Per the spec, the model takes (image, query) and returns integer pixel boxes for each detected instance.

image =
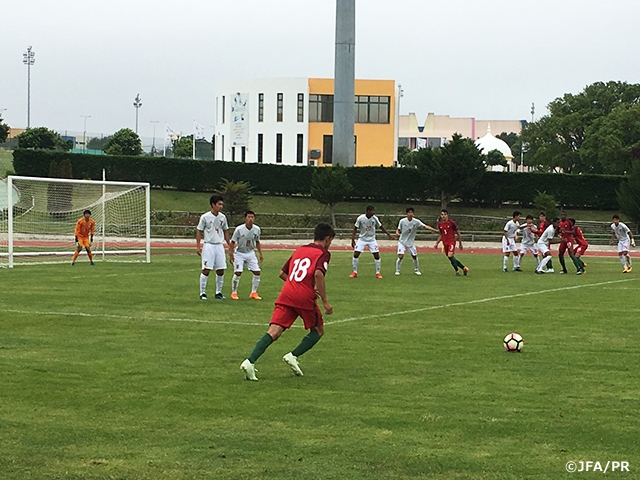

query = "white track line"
[324,278,638,326]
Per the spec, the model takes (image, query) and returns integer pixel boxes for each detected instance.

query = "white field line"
[324,278,638,326]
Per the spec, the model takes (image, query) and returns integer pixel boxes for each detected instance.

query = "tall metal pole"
[81,115,91,152]
[23,46,35,128]
[150,120,159,155]
[333,0,356,167]
[133,94,142,134]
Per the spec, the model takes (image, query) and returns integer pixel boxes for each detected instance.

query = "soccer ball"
[503,333,524,352]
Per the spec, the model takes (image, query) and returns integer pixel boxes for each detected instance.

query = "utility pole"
[332,0,356,167]
[23,46,35,128]
[81,115,91,152]
[133,94,142,134]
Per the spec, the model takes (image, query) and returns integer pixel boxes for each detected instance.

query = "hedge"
[12,149,623,209]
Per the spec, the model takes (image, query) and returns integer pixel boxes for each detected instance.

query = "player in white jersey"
[502,211,522,272]
[517,215,540,270]
[610,214,635,273]
[196,195,232,300]
[350,205,393,278]
[535,218,560,274]
[394,207,438,275]
[230,211,264,300]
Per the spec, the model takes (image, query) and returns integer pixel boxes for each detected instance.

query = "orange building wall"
[307,78,396,167]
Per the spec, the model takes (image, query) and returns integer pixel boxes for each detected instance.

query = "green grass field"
[1,250,638,479]
[0,149,13,177]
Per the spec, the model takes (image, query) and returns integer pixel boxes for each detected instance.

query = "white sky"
[2,0,639,140]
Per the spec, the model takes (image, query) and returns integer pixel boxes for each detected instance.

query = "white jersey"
[397,217,426,246]
[197,211,228,244]
[503,220,520,240]
[231,224,261,254]
[537,224,556,246]
[520,225,537,246]
[355,214,382,241]
[611,222,631,242]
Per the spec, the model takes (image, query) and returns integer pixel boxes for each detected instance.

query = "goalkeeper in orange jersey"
[72,210,96,265]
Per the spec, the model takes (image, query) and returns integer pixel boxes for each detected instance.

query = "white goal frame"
[4,175,151,268]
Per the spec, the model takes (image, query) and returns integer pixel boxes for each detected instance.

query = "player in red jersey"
[569,218,588,274]
[537,212,554,272]
[557,211,577,274]
[434,209,468,276]
[241,223,335,381]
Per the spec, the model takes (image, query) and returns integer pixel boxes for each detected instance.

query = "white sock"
[503,256,509,269]
[200,274,208,295]
[352,257,359,272]
[514,256,520,268]
[620,256,627,267]
[413,257,420,271]
[395,258,402,273]
[251,274,261,293]
[534,255,540,266]
[216,274,224,294]
[625,254,632,267]
[374,259,381,273]
[538,256,552,271]
[232,275,240,293]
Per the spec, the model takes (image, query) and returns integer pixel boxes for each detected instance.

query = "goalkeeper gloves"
[89,237,93,247]
[75,236,79,247]
[632,238,636,248]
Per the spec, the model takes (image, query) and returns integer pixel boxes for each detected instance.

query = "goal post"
[1,175,151,267]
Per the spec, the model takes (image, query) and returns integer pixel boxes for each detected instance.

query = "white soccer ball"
[503,333,524,352]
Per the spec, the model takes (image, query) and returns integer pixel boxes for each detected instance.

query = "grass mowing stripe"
[325,277,638,325]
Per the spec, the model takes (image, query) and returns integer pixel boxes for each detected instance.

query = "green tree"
[532,191,559,220]
[397,145,414,167]
[103,128,142,156]
[485,149,508,168]
[17,127,72,151]
[87,135,112,151]
[617,160,640,226]
[414,133,485,209]
[496,131,523,164]
[0,115,9,144]
[173,135,193,158]
[214,178,252,224]
[310,165,353,227]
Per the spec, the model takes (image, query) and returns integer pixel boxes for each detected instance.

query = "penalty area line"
[325,277,638,326]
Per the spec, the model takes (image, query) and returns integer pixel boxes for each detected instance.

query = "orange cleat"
[375,273,383,279]
[230,292,239,300]
[249,292,262,300]
[349,272,358,278]
[463,266,469,276]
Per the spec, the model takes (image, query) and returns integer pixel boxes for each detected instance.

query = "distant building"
[214,78,398,167]
[475,125,516,172]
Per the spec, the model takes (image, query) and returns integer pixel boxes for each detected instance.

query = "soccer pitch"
[1,250,638,479]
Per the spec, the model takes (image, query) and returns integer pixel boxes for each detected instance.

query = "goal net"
[0,175,150,267]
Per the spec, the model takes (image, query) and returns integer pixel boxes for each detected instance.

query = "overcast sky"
[2,0,639,140]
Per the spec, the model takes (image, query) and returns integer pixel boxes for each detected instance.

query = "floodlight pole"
[333,0,356,167]
[81,115,91,152]
[150,120,159,155]
[23,46,35,128]
[133,94,142,134]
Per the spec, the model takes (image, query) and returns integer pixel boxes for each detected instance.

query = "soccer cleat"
[375,273,383,279]
[214,293,226,300]
[623,267,629,273]
[576,270,584,275]
[535,270,545,274]
[559,271,567,275]
[414,270,422,276]
[463,266,469,276]
[199,293,208,300]
[282,352,304,377]
[230,292,239,300]
[395,271,401,276]
[90,262,95,266]
[547,268,555,273]
[349,272,358,278]
[502,268,508,272]
[249,292,262,300]
[514,267,522,272]
[455,271,461,277]
[241,359,258,381]
[627,266,633,272]
[71,262,75,266]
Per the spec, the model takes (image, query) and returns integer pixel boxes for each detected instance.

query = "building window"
[212,135,216,159]
[231,146,235,162]
[296,134,304,164]
[222,96,226,124]
[221,135,225,161]
[257,134,263,163]
[309,94,334,122]
[322,135,333,164]
[276,133,283,163]
[277,93,283,122]
[354,95,390,124]
[297,93,304,122]
[241,146,246,163]
[258,93,264,122]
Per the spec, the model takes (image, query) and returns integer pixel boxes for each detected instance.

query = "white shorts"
[355,238,379,253]
[502,237,517,253]
[233,250,260,273]
[618,240,630,253]
[537,242,550,255]
[202,243,227,271]
[520,243,539,255]
[397,242,417,256]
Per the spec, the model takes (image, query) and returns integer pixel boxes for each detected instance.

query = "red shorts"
[559,241,573,254]
[443,243,455,255]
[270,303,323,330]
[574,244,588,256]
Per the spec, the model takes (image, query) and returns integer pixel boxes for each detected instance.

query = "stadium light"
[23,46,35,128]
[81,115,91,152]
[133,94,142,134]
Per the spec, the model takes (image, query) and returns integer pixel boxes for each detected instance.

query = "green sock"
[248,333,273,363]
[291,330,321,358]
[448,257,458,271]
[454,257,465,270]
[558,255,567,272]
[571,256,582,270]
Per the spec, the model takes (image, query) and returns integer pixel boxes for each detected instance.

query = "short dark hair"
[526,214,534,220]
[569,218,576,226]
[406,207,414,213]
[513,211,521,217]
[613,214,620,220]
[83,209,91,215]
[366,205,375,212]
[539,212,546,217]
[551,217,560,223]
[314,223,336,240]
[209,194,223,206]
[244,210,255,217]
[441,209,449,214]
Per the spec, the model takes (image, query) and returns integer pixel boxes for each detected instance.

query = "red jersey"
[574,226,588,247]
[538,220,549,237]
[438,220,458,245]
[275,243,331,310]
[558,220,573,242]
